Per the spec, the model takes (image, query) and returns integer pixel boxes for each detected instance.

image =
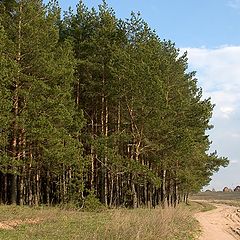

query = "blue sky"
[51,0,240,48]
[44,0,240,190]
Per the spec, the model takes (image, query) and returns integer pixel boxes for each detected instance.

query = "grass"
[0,204,199,240]
[190,191,240,201]
[209,200,240,208]
[187,201,217,212]
[190,191,240,208]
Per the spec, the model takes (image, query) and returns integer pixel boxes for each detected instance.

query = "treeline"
[0,0,228,208]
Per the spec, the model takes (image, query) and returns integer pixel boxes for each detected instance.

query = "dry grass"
[0,205,198,240]
[99,207,197,240]
[210,200,240,208]
[188,201,217,212]
[190,191,240,209]
[190,191,240,201]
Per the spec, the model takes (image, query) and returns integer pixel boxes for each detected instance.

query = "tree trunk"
[19,129,26,206]
[132,180,138,209]
[104,101,108,207]
[35,168,40,206]
[161,169,166,208]
[109,175,114,208]
[90,118,95,191]
[10,0,23,205]
[46,170,50,205]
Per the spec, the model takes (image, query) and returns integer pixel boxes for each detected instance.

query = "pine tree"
[0,0,228,208]
[0,0,85,205]
[0,22,17,204]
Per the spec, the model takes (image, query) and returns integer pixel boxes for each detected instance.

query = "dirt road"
[195,203,240,240]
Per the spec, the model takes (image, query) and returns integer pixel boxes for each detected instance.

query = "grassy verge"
[188,201,216,212]
[210,200,240,207]
[190,191,240,201]
[0,204,198,240]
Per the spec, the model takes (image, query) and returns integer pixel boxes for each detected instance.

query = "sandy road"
[195,203,240,240]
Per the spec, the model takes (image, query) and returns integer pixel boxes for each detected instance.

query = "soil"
[195,203,240,240]
[0,218,41,230]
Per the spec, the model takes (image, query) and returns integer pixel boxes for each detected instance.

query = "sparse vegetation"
[0,205,199,240]
[190,191,240,201]
[211,200,240,208]
[188,201,216,212]
[190,191,240,210]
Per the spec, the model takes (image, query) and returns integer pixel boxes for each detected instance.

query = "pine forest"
[0,0,228,208]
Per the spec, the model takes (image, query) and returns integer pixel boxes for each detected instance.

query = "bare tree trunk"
[148,186,153,208]
[19,129,26,206]
[109,175,114,208]
[100,93,105,204]
[174,161,179,207]
[117,101,121,133]
[19,166,25,206]
[68,167,72,201]
[62,165,66,203]
[115,102,121,207]
[100,68,109,206]
[185,193,189,204]
[144,178,148,206]
[35,168,40,206]
[149,163,153,208]
[161,169,166,208]
[173,178,178,208]
[104,102,108,207]
[28,146,33,206]
[11,94,18,205]
[116,174,120,207]
[4,174,7,204]
[132,180,138,209]
[10,0,23,206]
[90,118,95,191]
[46,170,50,205]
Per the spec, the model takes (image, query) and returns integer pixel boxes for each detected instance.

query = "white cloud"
[181,45,240,190]
[227,0,240,10]
[220,106,234,114]
[231,133,240,138]
[220,106,235,119]
[182,45,240,120]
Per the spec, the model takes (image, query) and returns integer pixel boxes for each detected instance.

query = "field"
[0,205,199,240]
[3,193,235,240]
[191,191,240,201]
[1,193,239,240]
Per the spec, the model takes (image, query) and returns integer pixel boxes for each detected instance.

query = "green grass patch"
[0,205,199,240]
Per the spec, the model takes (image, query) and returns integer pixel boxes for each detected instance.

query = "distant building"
[234,186,240,192]
[223,187,233,192]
